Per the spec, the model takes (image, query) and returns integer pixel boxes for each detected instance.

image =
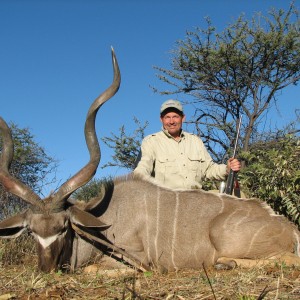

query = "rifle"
[224,116,242,195]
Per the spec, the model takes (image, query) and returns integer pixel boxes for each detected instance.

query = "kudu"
[1,49,300,273]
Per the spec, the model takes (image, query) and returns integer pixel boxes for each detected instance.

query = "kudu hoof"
[214,260,237,270]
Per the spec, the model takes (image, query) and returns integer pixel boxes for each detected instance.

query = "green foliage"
[239,134,300,225]
[201,180,219,191]
[0,122,57,218]
[8,123,56,191]
[101,117,148,170]
[143,271,153,278]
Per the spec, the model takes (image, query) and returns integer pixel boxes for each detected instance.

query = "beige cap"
[160,99,183,114]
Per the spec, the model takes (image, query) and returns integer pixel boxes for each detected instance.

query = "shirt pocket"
[156,156,179,181]
[187,156,204,180]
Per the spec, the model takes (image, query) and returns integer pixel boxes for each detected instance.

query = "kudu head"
[0,48,120,272]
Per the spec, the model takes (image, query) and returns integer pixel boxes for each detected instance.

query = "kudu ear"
[68,206,110,230]
[0,211,28,238]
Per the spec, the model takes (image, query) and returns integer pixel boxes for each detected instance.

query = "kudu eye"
[56,219,70,236]
[58,227,67,236]
[26,224,35,235]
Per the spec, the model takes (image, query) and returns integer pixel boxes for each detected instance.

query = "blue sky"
[1,0,299,196]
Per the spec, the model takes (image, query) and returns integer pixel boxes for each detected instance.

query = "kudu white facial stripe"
[33,232,66,249]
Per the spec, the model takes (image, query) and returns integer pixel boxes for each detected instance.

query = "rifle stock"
[225,169,236,195]
[225,116,242,195]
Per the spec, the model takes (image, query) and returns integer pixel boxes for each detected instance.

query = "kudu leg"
[216,252,300,269]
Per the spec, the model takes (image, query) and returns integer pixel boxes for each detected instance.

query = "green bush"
[239,135,300,226]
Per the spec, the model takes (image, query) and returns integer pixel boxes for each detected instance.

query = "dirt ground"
[1,262,300,300]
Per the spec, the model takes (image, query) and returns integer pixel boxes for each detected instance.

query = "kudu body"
[1,49,300,273]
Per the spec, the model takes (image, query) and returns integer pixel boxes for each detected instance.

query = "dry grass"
[1,264,300,299]
[0,239,300,299]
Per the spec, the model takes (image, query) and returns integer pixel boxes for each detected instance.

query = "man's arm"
[195,139,228,181]
[133,137,155,178]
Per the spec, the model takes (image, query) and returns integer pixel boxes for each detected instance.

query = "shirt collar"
[162,127,185,140]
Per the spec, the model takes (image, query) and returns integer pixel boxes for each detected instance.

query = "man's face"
[160,111,185,138]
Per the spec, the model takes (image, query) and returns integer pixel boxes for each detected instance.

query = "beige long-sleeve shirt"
[134,129,227,189]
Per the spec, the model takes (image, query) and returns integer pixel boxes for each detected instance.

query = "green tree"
[101,117,148,170]
[102,4,300,174]
[153,3,300,162]
[0,122,57,218]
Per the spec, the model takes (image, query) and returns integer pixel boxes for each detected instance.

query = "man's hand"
[226,158,241,174]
